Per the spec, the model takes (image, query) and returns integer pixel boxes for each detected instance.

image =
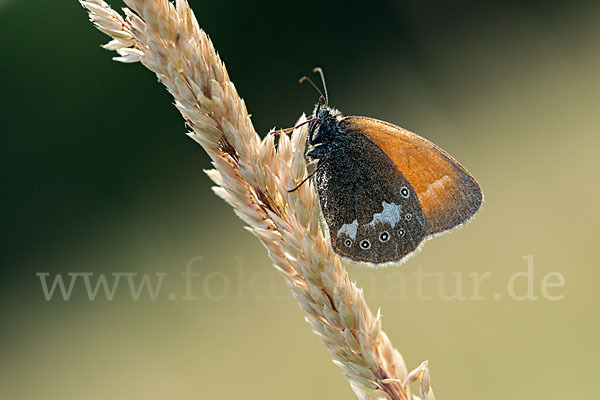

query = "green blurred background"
[1,0,599,399]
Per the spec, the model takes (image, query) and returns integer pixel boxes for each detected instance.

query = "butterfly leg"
[306,141,335,161]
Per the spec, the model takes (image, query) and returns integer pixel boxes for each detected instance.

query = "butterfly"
[293,68,483,265]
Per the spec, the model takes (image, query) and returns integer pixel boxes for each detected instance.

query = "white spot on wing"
[337,219,358,240]
[423,175,451,198]
[369,202,403,228]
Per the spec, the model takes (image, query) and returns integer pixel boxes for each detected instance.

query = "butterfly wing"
[314,130,428,264]
[339,117,482,235]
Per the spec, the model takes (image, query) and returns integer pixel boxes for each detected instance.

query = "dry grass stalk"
[79,1,436,398]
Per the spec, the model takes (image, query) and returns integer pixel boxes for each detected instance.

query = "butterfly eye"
[400,186,410,199]
[344,239,353,247]
[405,213,412,221]
[360,240,371,250]
[379,231,390,242]
[398,229,405,237]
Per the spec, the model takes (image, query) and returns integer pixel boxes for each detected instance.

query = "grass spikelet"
[80,0,437,398]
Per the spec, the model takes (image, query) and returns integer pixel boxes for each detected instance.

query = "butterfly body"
[306,101,482,265]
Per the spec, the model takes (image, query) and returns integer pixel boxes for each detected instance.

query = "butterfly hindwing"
[315,130,427,264]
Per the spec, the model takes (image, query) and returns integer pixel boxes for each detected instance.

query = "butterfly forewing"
[340,117,483,235]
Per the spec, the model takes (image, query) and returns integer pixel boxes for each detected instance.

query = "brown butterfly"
[295,68,482,265]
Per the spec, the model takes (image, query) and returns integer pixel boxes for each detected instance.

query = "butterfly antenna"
[299,75,325,101]
[312,67,328,105]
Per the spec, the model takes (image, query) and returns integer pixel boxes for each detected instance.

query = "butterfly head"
[308,99,343,146]
[299,68,344,150]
